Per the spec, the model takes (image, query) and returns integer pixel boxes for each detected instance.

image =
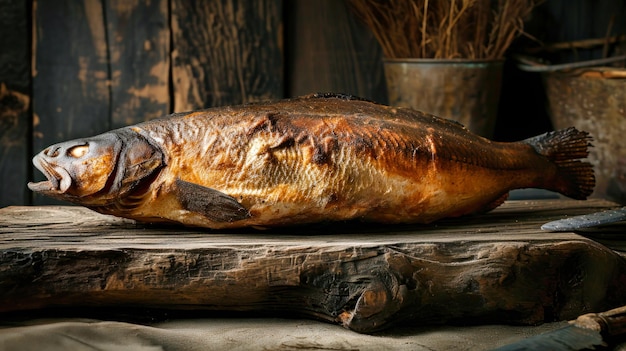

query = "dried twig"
[348,0,541,59]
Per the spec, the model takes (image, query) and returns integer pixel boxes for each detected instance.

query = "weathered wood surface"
[32,0,111,205]
[106,0,171,127]
[286,0,387,103]
[32,0,111,152]
[0,0,31,207]
[1,200,626,333]
[171,0,283,111]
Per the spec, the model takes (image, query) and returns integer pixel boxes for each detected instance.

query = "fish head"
[28,130,164,206]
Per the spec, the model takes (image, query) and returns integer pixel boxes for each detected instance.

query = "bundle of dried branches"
[349,0,541,59]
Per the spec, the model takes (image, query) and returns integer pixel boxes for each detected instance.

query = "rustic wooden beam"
[0,0,31,207]
[1,200,625,333]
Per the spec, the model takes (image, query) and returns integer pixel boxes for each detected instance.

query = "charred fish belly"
[28,93,595,229]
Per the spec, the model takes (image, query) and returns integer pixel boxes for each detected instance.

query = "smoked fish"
[28,93,595,229]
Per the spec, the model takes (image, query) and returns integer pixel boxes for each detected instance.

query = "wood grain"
[32,0,111,204]
[1,200,625,333]
[286,0,387,103]
[105,0,170,126]
[0,0,31,207]
[171,0,283,111]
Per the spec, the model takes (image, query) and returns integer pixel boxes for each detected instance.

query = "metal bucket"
[383,59,504,137]
[543,68,626,201]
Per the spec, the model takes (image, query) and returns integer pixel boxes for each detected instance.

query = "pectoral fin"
[174,179,250,223]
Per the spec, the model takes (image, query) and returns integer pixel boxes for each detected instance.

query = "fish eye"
[68,144,89,158]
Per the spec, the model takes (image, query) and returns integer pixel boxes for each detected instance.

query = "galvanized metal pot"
[543,68,626,201]
[383,59,504,137]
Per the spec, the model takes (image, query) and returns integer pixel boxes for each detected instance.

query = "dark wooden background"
[1,0,625,207]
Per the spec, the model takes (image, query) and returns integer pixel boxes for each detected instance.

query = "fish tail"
[524,127,595,199]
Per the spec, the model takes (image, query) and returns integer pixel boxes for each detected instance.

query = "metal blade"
[493,324,604,351]
[541,207,626,232]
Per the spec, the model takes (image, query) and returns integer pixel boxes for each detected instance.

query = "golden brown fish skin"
[86,95,592,229]
[28,94,593,228]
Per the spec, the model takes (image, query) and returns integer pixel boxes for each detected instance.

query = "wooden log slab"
[1,200,626,333]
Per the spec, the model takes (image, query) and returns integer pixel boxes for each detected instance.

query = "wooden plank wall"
[285,1,386,103]
[106,0,170,127]
[0,0,31,208]
[1,0,623,206]
[171,0,284,110]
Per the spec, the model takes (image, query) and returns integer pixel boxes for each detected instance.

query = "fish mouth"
[27,156,72,194]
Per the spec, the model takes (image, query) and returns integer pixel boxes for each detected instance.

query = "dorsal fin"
[303,92,376,103]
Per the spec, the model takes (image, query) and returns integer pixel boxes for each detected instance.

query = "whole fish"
[28,93,595,229]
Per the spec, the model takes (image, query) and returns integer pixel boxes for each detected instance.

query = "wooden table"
[1,200,625,333]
